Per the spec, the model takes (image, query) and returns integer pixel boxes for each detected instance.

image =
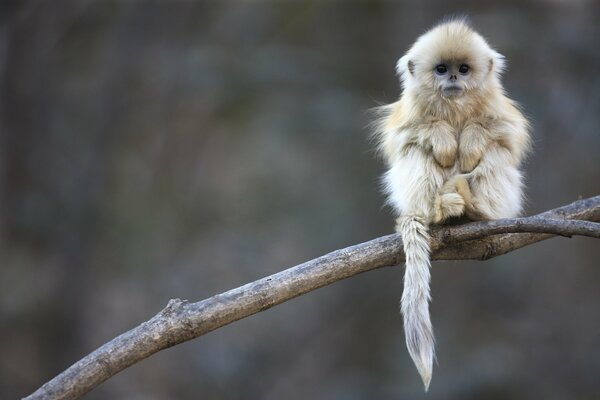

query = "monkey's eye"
[459,64,470,74]
[435,64,447,74]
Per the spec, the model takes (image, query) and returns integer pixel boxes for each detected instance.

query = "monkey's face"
[398,21,506,101]
[404,53,494,100]
[432,61,472,98]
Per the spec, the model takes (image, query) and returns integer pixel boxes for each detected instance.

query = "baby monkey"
[374,19,531,390]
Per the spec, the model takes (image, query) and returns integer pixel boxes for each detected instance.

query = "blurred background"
[1,1,599,399]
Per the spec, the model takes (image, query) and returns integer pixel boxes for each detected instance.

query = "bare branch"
[441,216,600,239]
[25,195,600,400]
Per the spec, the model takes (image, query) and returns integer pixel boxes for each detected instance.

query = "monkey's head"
[397,19,506,100]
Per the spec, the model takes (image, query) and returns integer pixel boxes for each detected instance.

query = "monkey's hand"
[427,121,458,168]
[459,123,490,173]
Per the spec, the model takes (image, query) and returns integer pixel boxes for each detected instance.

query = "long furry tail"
[396,215,435,391]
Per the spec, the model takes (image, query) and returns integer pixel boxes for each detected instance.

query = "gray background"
[2,1,599,399]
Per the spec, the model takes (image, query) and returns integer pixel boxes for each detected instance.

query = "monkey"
[373,18,531,390]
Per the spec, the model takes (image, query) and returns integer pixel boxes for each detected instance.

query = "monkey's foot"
[446,176,473,205]
[432,192,465,224]
[442,176,486,221]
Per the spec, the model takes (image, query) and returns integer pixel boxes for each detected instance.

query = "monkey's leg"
[384,148,446,226]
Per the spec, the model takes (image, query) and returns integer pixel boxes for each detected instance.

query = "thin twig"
[24,195,600,400]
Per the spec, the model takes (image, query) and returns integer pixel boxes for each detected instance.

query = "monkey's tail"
[397,215,435,391]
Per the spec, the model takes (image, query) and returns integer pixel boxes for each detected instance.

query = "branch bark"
[25,195,600,400]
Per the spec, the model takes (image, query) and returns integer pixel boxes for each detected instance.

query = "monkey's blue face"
[432,61,472,98]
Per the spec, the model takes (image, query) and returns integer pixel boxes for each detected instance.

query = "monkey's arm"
[457,106,530,220]
[378,105,462,224]
[458,120,491,173]
[459,108,530,173]
[376,100,458,169]
[408,120,458,168]
[383,130,464,226]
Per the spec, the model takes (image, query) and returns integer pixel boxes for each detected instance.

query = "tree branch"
[25,195,600,400]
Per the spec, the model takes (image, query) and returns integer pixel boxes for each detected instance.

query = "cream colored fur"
[373,19,531,390]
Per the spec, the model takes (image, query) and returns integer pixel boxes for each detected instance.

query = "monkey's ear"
[489,51,506,75]
[396,55,414,77]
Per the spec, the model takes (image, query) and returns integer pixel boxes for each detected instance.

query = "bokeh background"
[2,1,599,399]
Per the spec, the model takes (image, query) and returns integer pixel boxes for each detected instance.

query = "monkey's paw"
[459,150,482,173]
[432,138,458,168]
[428,121,458,168]
[432,192,465,224]
[434,147,457,168]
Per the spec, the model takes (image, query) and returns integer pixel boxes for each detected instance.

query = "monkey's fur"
[373,19,531,390]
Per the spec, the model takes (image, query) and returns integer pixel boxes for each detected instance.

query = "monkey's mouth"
[442,85,463,97]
